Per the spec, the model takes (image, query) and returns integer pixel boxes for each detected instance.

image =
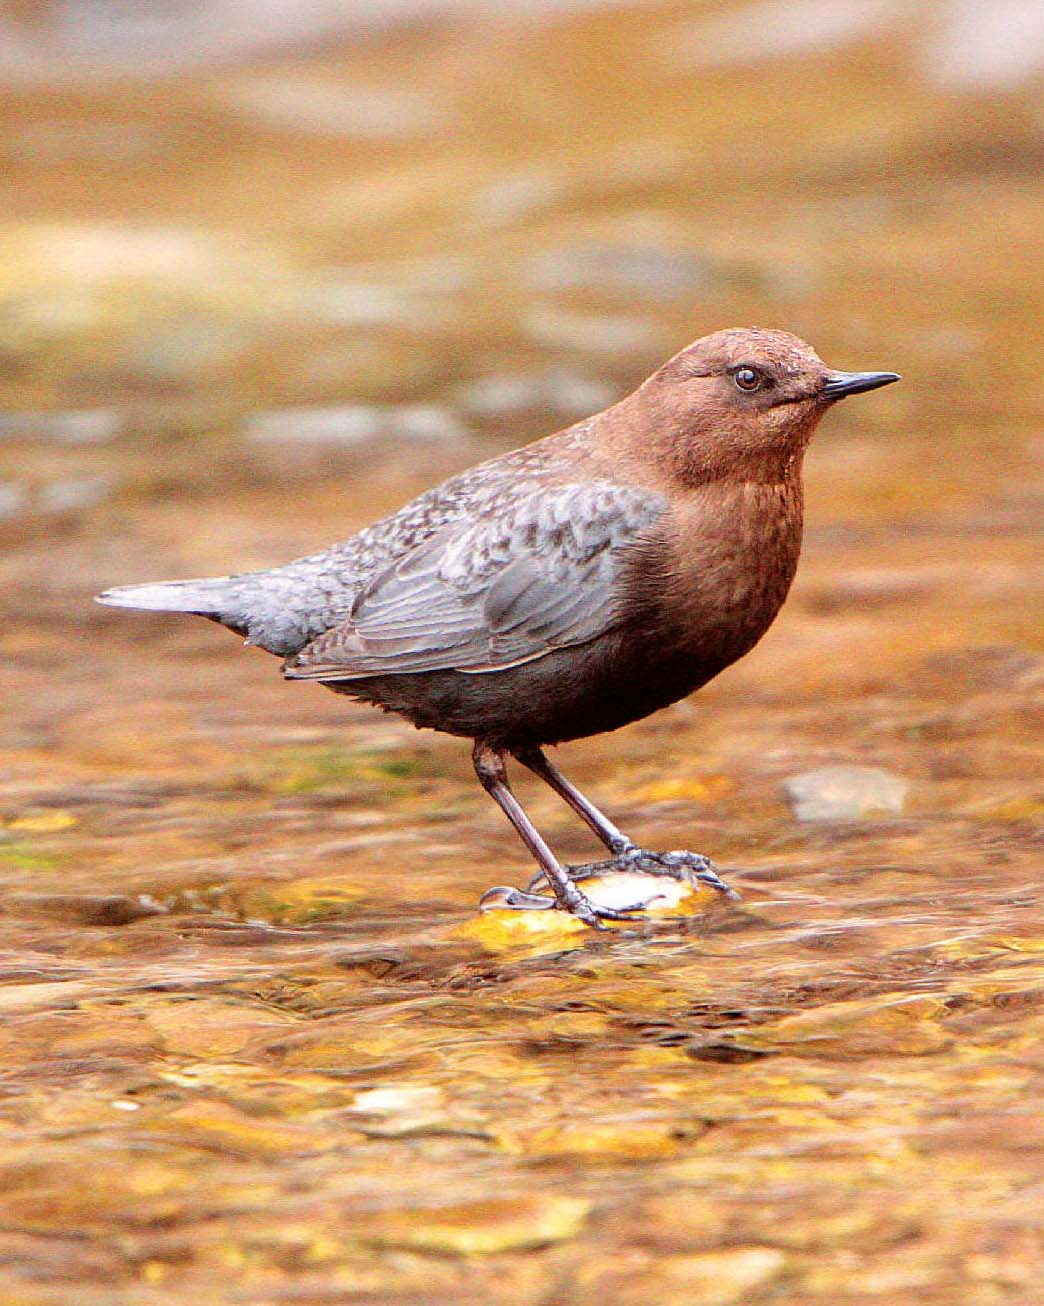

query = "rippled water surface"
[1,3,1043,1302]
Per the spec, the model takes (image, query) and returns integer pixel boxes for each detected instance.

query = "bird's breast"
[627,478,804,673]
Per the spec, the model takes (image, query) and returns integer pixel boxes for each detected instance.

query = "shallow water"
[1,3,1043,1302]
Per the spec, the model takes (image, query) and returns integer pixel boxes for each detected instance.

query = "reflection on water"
[1,1,1043,1302]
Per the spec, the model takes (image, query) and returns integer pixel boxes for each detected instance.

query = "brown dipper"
[97,328,899,926]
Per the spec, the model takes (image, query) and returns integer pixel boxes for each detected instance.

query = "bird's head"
[628,327,899,482]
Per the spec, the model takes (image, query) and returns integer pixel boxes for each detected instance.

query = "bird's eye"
[733,367,761,392]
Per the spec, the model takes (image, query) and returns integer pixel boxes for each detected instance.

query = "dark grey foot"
[526,848,740,902]
[478,883,650,929]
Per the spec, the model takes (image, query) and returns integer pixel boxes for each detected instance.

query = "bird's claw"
[633,849,741,901]
[570,897,658,927]
[479,885,557,912]
[478,883,652,928]
[526,848,740,901]
[481,845,737,930]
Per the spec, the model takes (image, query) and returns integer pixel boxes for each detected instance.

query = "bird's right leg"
[471,742,646,927]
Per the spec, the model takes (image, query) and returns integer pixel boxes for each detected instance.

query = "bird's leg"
[512,746,739,902]
[512,745,635,855]
[471,742,647,927]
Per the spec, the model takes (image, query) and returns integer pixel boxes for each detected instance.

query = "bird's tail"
[95,576,245,623]
[96,559,356,657]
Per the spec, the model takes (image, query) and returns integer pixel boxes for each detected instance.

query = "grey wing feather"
[284,481,666,679]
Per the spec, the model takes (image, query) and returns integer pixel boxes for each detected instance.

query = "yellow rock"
[158,1062,271,1090]
[7,808,77,832]
[526,1010,612,1039]
[802,1259,941,1296]
[454,907,587,956]
[628,774,734,804]
[627,1046,690,1069]
[497,1119,685,1160]
[157,1099,339,1159]
[144,997,296,1058]
[141,1261,168,1285]
[456,873,711,955]
[974,796,1044,823]
[930,934,1009,962]
[737,993,951,1058]
[986,936,1044,954]
[947,962,1044,999]
[123,1163,195,1200]
[367,1194,590,1255]
[657,1248,785,1302]
[238,874,363,924]
[270,1019,448,1072]
[752,1075,833,1105]
[583,1247,785,1305]
[449,1046,553,1087]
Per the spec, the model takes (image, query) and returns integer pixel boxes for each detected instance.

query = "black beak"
[821,370,901,400]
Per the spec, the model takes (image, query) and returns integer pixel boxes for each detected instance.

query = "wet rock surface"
[1,2,1043,1303]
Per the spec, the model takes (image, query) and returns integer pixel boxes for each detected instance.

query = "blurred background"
[2,3,1043,1304]
[2,0,1041,565]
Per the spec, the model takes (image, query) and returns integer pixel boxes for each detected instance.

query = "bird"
[97,327,899,927]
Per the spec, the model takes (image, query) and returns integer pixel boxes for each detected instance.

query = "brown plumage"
[98,327,899,926]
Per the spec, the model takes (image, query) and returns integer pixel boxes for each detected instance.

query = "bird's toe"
[478,885,558,912]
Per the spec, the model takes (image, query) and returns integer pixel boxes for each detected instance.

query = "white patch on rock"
[578,872,691,912]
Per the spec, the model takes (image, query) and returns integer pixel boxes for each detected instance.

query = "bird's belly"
[326,618,743,748]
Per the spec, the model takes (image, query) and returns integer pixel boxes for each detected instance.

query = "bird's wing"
[283,480,666,679]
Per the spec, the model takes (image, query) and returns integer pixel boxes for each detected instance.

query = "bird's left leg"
[512,746,739,901]
[512,745,634,854]
[472,741,649,926]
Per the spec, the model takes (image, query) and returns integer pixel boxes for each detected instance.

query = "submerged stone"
[0,409,123,445]
[246,402,465,446]
[783,765,909,821]
[2,893,165,926]
[460,369,617,421]
[527,242,711,301]
[366,1194,590,1255]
